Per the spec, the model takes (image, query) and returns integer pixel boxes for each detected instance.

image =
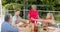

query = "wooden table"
[15,20,32,32]
[42,27,60,32]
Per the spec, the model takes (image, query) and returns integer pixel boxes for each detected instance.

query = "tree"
[4,3,23,10]
[2,0,60,11]
[4,4,13,10]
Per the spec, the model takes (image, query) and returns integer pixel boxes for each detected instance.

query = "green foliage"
[4,3,23,10]
[54,14,60,22]
[2,0,60,10]
[2,0,7,5]
[4,4,13,10]
[40,0,56,11]
[56,0,60,4]
[27,0,36,4]
[11,3,23,10]
[14,0,23,4]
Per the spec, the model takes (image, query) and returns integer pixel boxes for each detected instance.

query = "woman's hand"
[31,18,43,22]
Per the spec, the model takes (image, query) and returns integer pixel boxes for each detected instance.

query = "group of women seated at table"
[1,5,56,32]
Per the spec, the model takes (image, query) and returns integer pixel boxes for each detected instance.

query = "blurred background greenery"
[2,0,60,10]
[2,0,60,23]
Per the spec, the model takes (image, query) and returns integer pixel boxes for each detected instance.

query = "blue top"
[1,21,18,32]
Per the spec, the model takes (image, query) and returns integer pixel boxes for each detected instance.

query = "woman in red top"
[28,5,39,32]
[32,13,55,32]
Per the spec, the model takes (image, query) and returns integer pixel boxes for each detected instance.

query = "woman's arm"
[38,15,40,19]
[42,19,55,25]
[28,14,34,20]
[28,14,30,19]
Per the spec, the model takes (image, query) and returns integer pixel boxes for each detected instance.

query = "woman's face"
[15,11,20,16]
[46,14,51,19]
[31,5,36,10]
[9,16,12,23]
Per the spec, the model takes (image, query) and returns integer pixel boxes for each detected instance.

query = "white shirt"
[12,15,23,25]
